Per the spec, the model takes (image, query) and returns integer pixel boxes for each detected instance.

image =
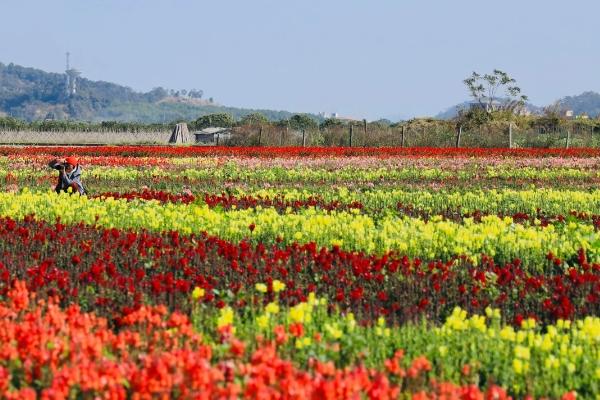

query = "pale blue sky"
[1,0,598,120]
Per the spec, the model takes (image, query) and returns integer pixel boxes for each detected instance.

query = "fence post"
[508,123,513,148]
[401,125,405,147]
[281,127,286,146]
[363,119,367,137]
[216,132,220,146]
[566,128,571,149]
[302,129,306,147]
[349,125,353,147]
[455,125,462,147]
[258,127,262,146]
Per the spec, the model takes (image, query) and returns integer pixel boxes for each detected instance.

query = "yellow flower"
[439,345,448,356]
[513,359,528,374]
[514,345,531,360]
[217,306,234,328]
[265,302,280,315]
[192,286,205,300]
[513,359,523,374]
[485,307,494,318]
[295,336,312,349]
[256,314,270,329]
[255,283,268,293]
[307,292,319,306]
[325,323,343,339]
[522,318,536,330]
[290,303,307,323]
[272,280,286,293]
[499,326,516,342]
[539,335,553,352]
[469,315,487,332]
[557,319,571,330]
[545,356,559,369]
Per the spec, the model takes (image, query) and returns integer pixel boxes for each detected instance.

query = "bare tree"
[464,70,528,112]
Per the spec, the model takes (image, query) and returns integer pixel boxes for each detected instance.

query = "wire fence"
[1,121,598,147]
[226,122,600,148]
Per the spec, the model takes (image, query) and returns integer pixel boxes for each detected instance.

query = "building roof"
[194,127,231,134]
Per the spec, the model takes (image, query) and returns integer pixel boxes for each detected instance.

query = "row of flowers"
[4,166,600,218]
[0,216,598,325]
[4,153,600,170]
[3,163,599,184]
[192,187,600,217]
[2,145,600,158]
[0,280,593,398]
[1,190,598,267]
[192,292,599,398]
[86,189,600,231]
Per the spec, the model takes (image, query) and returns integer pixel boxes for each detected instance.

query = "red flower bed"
[2,145,600,158]
[1,280,519,399]
[0,216,597,326]
[93,190,197,204]
[8,154,170,167]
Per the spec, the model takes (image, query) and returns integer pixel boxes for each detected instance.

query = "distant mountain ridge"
[0,62,314,123]
[3,61,599,123]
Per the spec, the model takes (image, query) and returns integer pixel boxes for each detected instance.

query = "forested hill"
[558,91,600,117]
[0,62,305,122]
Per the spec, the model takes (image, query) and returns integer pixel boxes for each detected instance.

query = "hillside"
[436,92,600,120]
[435,101,544,120]
[558,91,600,117]
[0,62,309,122]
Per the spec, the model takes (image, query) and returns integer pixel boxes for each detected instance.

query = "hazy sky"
[1,0,598,120]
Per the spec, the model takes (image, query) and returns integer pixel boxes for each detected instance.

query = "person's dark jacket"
[50,161,86,195]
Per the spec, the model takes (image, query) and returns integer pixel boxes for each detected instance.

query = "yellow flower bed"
[0,190,597,268]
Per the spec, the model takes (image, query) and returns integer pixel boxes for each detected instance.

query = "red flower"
[289,322,304,338]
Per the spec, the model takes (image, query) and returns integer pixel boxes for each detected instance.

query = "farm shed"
[193,127,232,145]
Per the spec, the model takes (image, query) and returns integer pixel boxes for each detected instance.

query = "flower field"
[0,146,598,399]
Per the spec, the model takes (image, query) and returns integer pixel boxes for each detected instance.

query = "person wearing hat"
[48,156,86,195]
